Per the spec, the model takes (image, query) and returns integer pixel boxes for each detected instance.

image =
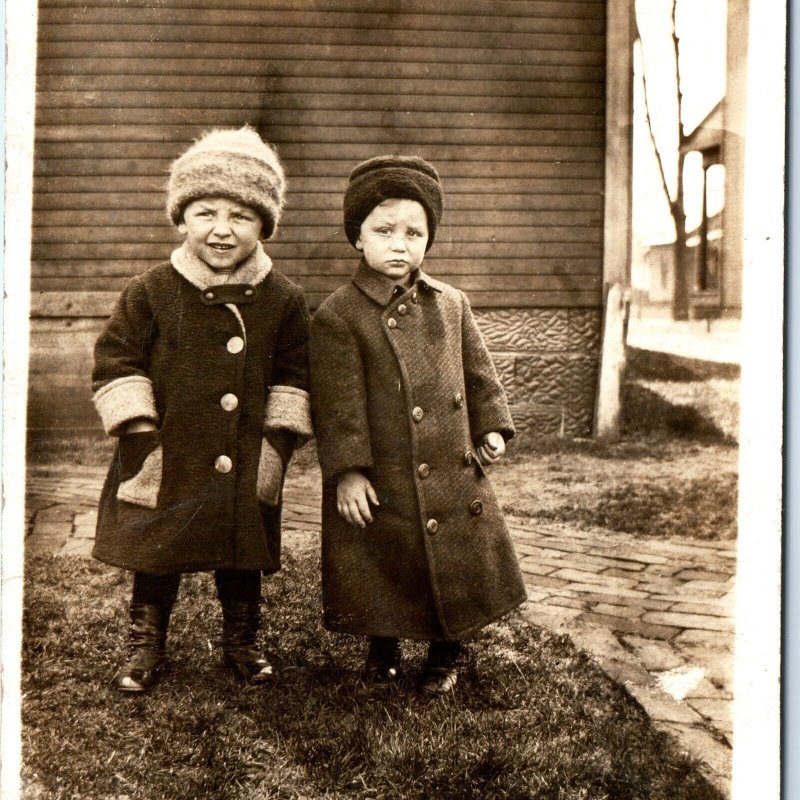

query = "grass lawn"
[23,552,724,800]
[493,348,739,542]
[23,346,736,797]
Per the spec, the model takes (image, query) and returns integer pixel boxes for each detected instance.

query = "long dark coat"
[92,243,311,575]
[310,260,527,640]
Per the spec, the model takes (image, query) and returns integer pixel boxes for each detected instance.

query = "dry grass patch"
[22,554,724,800]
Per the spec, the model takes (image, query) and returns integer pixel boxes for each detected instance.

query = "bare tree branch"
[634,0,680,213]
[635,36,675,209]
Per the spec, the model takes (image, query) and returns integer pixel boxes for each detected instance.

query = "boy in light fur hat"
[92,126,312,693]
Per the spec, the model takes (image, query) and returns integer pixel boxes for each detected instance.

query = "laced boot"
[420,640,461,695]
[220,600,273,682]
[114,603,169,693]
[363,636,402,682]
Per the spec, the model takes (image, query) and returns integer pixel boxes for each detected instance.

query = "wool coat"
[310,260,527,641]
[92,242,312,575]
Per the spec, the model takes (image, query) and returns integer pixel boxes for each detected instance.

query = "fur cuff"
[118,445,162,509]
[264,386,313,442]
[93,376,159,436]
[257,437,284,506]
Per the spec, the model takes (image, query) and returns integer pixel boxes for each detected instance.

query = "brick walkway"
[25,462,734,795]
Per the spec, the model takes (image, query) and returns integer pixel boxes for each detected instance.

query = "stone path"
[25,463,734,795]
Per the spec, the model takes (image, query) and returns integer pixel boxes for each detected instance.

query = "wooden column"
[602,0,634,289]
[595,0,634,439]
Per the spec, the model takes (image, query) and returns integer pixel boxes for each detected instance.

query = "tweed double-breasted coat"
[310,260,527,641]
[92,242,312,575]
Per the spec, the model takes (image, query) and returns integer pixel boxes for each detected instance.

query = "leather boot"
[363,636,402,682]
[220,600,273,682]
[420,640,461,695]
[114,603,169,693]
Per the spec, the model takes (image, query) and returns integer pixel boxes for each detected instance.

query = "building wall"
[29,0,607,436]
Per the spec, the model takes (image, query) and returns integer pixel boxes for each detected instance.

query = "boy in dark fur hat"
[92,127,312,692]
[310,155,527,694]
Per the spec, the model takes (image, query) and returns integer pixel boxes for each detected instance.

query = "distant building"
[631,0,747,321]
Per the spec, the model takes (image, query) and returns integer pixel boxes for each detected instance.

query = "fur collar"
[170,240,273,290]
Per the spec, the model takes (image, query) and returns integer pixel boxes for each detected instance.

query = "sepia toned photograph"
[3,0,784,798]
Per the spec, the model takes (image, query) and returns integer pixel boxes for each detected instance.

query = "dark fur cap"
[343,155,444,251]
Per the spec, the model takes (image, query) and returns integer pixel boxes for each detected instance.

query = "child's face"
[356,198,429,285]
[178,196,263,271]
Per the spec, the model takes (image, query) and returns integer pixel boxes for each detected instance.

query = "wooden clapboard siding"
[32,0,606,308]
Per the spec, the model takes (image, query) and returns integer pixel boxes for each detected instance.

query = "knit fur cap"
[343,155,443,251]
[167,126,286,239]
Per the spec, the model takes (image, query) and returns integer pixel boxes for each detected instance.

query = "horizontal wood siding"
[33,0,606,308]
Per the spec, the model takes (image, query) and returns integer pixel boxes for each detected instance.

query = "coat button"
[426,518,438,534]
[453,392,464,408]
[463,451,474,466]
[470,500,483,516]
[418,463,430,479]
[387,317,397,329]
[205,291,215,300]
[412,406,424,422]
[214,455,233,474]
[227,336,244,354]
[244,288,254,297]
[220,393,238,411]
[398,304,407,315]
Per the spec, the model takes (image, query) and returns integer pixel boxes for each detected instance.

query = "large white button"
[387,318,397,329]
[412,406,424,422]
[220,393,238,411]
[214,455,233,474]
[227,336,244,354]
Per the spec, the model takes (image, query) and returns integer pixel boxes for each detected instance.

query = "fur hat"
[343,155,443,251]
[166,126,286,239]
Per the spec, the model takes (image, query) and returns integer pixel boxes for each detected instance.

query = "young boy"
[92,127,312,692]
[309,155,527,694]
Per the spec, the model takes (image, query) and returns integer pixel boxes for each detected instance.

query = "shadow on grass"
[22,554,725,800]
[626,347,740,383]
[621,382,734,444]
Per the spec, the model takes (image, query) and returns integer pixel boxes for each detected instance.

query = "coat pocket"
[117,430,162,509]
[257,437,285,507]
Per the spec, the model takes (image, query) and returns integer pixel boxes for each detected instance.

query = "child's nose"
[211,219,233,236]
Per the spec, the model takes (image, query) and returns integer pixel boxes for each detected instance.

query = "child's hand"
[125,419,158,434]
[336,470,380,528]
[476,432,505,466]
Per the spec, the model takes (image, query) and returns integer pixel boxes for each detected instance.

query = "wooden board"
[32,0,606,310]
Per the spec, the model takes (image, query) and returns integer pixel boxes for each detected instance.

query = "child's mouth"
[208,243,235,252]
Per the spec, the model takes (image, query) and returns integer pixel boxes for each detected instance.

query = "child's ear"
[177,221,188,235]
[354,236,364,251]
